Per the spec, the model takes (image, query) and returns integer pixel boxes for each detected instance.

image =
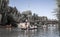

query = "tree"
[32,13,39,20]
[31,13,39,26]
[0,0,21,27]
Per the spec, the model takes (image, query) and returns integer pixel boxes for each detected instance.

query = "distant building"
[22,10,32,15]
[22,10,32,22]
[39,16,48,22]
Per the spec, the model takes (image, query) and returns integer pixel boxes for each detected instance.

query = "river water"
[0,24,60,37]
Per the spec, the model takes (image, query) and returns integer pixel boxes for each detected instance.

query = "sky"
[9,0,56,19]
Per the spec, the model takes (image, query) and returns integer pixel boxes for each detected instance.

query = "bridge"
[38,19,58,25]
[45,20,58,24]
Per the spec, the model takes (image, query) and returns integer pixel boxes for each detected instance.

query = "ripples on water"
[0,24,60,37]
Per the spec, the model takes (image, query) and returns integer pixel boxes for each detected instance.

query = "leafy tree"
[32,13,39,20]
[0,0,21,27]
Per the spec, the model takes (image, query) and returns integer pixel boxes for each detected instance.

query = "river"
[0,24,60,37]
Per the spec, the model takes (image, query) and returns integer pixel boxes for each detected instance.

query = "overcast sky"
[9,0,56,19]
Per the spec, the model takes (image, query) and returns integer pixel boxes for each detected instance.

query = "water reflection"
[0,24,60,37]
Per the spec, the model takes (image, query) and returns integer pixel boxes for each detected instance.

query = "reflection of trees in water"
[19,29,40,37]
[29,29,40,37]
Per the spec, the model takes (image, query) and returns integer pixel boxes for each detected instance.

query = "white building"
[17,22,30,29]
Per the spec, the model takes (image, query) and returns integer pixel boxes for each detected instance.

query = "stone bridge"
[39,20,58,25]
